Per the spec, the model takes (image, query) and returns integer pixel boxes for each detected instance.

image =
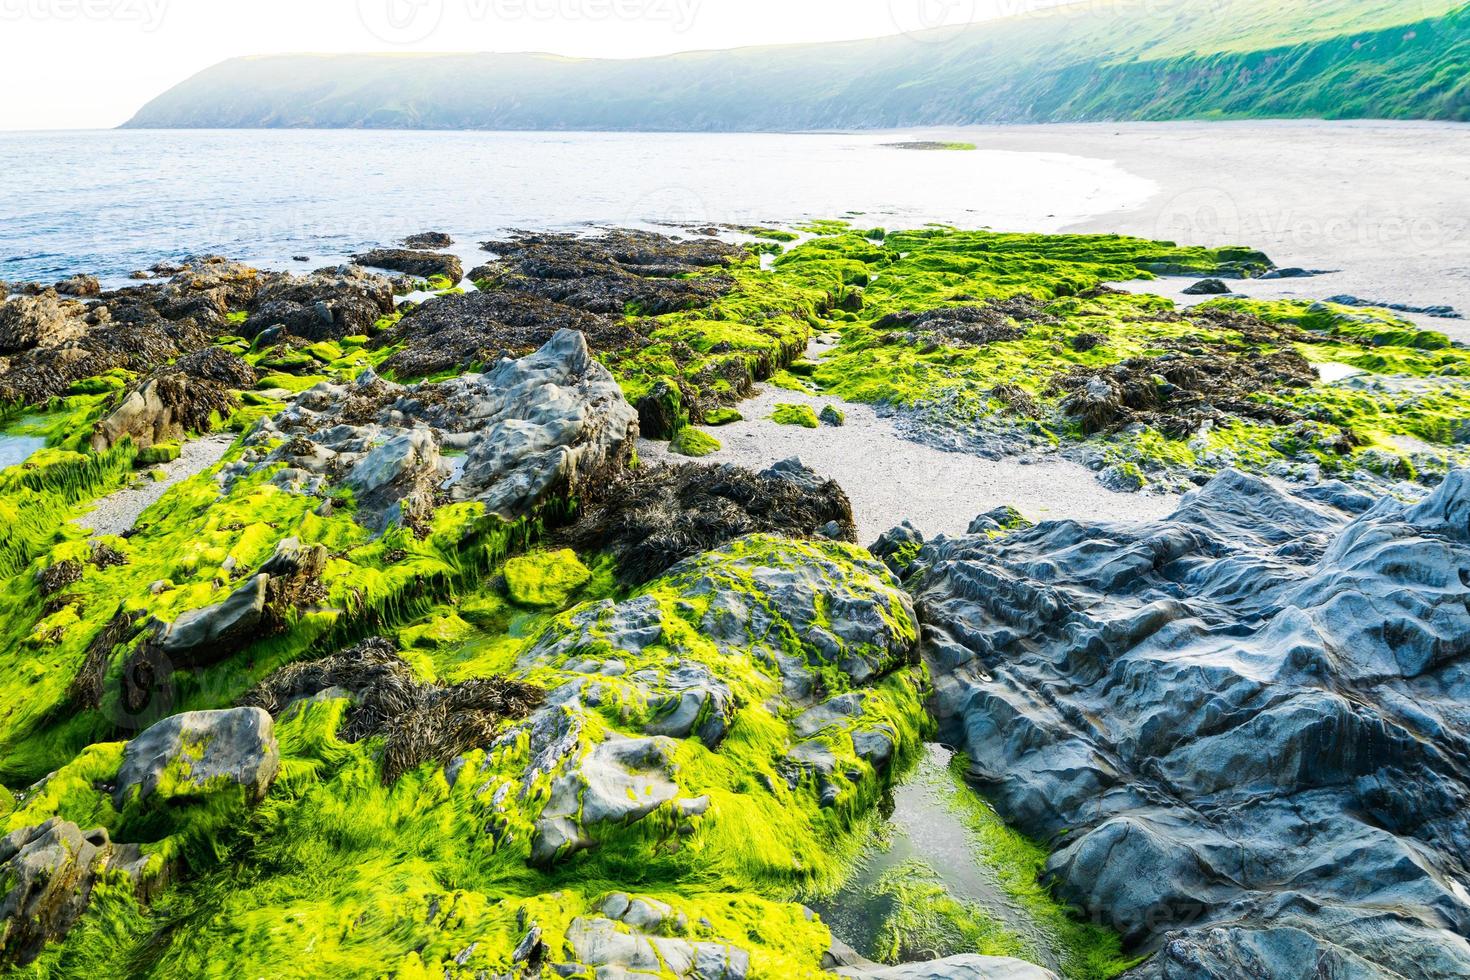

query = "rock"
[1182,278,1230,295]
[868,521,925,576]
[351,248,462,284]
[637,379,685,440]
[89,347,253,451]
[1098,462,1145,492]
[0,819,148,966]
[154,573,268,664]
[967,505,1030,535]
[563,914,750,979]
[243,264,394,342]
[561,457,857,584]
[533,734,683,863]
[54,273,101,297]
[820,404,846,426]
[235,329,638,531]
[915,469,1470,975]
[402,231,453,249]
[0,292,85,353]
[114,707,280,807]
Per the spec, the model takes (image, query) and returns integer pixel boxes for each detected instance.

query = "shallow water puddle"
[0,434,46,470]
[809,744,1062,971]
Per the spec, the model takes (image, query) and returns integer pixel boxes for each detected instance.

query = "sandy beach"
[897,120,1470,340]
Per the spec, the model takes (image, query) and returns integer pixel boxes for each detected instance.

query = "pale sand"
[637,344,1180,544]
[74,434,234,538]
[892,120,1470,342]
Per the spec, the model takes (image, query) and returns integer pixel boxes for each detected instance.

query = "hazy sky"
[0,0,1071,130]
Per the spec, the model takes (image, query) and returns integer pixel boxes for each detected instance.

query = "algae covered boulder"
[503,548,592,607]
[113,707,280,807]
[235,328,639,529]
[0,819,147,966]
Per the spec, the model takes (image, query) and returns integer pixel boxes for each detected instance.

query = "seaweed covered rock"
[874,297,1055,348]
[241,637,544,782]
[510,533,919,865]
[242,264,394,342]
[113,707,280,807]
[351,248,463,284]
[476,228,742,314]
[0,292,86,353]
[560,457,857,583]
[89,347,255,451]
[401,231,452,250]
[234,328,638,529]
[914,469,1470,976]
[371,289,631,378]
[0,820,147,966]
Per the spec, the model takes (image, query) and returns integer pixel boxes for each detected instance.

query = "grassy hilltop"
[125,0,1470,129]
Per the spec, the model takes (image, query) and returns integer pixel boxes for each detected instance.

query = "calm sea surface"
[0,129,1154,283]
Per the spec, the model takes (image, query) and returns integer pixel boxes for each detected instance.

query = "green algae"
[668,427,722,457]
[503,549,594,609]
[772,404,820,429]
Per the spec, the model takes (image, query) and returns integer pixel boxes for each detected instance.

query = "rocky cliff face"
[912,469,1470,977]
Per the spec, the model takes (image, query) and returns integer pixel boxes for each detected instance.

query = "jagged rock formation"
[89,347,255,451]
[0,257,393,407]
[229,328,639,529]
[0,819,149,965]
[913,468,1470,977]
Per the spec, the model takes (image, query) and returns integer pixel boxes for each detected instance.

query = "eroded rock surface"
[914,468,1470,977]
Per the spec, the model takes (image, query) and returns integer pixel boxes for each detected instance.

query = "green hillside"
[125,0,1470,128]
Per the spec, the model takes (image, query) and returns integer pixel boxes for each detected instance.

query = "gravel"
[73,434,234,538]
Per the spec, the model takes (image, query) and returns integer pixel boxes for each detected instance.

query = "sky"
[0,0,1071,130]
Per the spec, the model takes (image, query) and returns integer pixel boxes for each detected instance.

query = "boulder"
[54,274,101,297]
[234,329,638,530]
[153,573,268,664]
[836,956,1059,979]
[0,820,147,966]
[401,231,453,250]
[113,707,280,807]
[351,248,462,284]
[0,292,85,353]
[1182,278,1230,295]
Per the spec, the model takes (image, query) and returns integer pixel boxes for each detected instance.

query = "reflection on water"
[809,744,1061,972]
[0,434,46,470]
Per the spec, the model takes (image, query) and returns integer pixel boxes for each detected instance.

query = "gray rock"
[1182,278,1230,295]
[915,468,1470,975]
[114,707,280,807]
[532,734,683,863]
[236,329,638,530]
[1098,463,1145,492]
[564,915,749,979]
[836,955,1059,979]
[155,573,268,663]
[0,819,148,966]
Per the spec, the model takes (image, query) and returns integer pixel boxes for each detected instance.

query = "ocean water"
[0,129,1154,284]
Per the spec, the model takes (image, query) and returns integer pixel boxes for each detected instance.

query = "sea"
[0,129,1154,283]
